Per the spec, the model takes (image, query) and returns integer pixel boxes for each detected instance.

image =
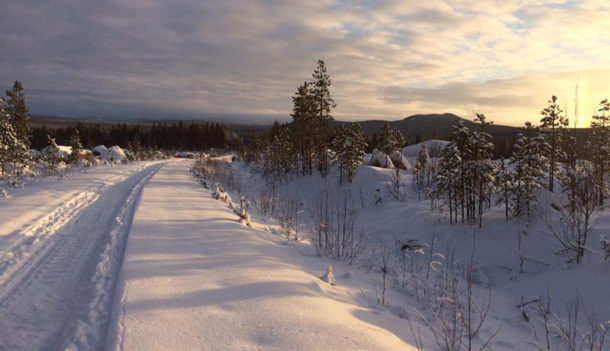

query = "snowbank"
[107,146,127,163]
[176,151,196,158]
[403,139,449,157]
[369,149,394,168]
[92,145,108,158]
[390,151,411,170]
[42,145,72,161]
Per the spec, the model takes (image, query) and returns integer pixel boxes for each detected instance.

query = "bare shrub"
[547,161,597,264]
[309,191,366,263]
[416,238,500,351]
[528,291,609,351]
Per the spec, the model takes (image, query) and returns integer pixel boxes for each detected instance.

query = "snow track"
[0,162,164,351]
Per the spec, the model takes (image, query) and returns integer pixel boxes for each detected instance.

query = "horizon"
[2,1,609,128]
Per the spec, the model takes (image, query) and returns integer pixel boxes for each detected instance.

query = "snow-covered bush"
[320,265,335,286]
[212,183,233,206]
[233,196,251,227]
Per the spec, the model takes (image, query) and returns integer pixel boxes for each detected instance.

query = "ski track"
[0,162,164,351]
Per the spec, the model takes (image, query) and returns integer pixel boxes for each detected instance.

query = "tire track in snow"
[0,162,164,351]
[0,189,101,286]
[0,162,154,285]
[65,164,161,351]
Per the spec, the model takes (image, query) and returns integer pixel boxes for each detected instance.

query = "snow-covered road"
[107,160,415,351]
[0,162,164,350]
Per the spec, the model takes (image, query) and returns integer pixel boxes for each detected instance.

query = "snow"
[403,139,449,157]
[1,155,608,350]
[91,145,127,163]
[42,144,72,161]
[194,155,610,350]
[108,146,127,163]
[107,160,417,350]
[0,161,164,350]
[93,144,108,158]
[369,149,394,168]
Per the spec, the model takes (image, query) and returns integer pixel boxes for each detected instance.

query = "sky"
[1,0,609,127]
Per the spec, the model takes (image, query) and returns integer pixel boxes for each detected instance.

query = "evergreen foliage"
[590,99,610,205]
[68,129,83,162]
[332,124,367,183]
[539,95,568,192]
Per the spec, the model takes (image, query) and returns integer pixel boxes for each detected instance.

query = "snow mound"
[320,265,336,285]
[42,145,72,161]
[369,150,394,169]
[107,146,127,163]
[92,145,108,158]
[176,151,196,159]
[403,139,450,157]
[30,149,43,160]
[390,151,411,170]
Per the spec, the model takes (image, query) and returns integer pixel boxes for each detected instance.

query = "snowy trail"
[0,162,165,351]
[107,160,416,351]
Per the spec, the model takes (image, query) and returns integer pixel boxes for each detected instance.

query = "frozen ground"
[0,157,608,350]
[0,162,164,350]
[106,160,416,350]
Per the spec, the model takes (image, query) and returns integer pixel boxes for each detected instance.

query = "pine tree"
[494,159,512,221]
[590,98,610,205]
[413,144,430,198]
[2,83,31,177]
[4,81,30,149]
[44,135,62,175]
[432,144,461,224]
[377,122,405,157]
[291,82,315,175]
[0,100,21,176]
[539,95,567,192]
[68,129,83,162]
[332,124,367,183]
[245,131,263,167]
[509,128,547,219]
[311,60,335,176]
[467,114,495,227]
[434,117,495,226]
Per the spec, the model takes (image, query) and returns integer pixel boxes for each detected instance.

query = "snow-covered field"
[0,157,608,350]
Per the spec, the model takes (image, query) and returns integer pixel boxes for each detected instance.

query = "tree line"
[31,121,238,151]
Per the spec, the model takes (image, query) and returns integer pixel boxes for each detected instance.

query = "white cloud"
[0,0,608,125]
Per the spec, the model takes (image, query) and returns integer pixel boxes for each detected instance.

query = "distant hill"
[337,113,522,141]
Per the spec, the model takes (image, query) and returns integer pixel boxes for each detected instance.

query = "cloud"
[0,0,609,126]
